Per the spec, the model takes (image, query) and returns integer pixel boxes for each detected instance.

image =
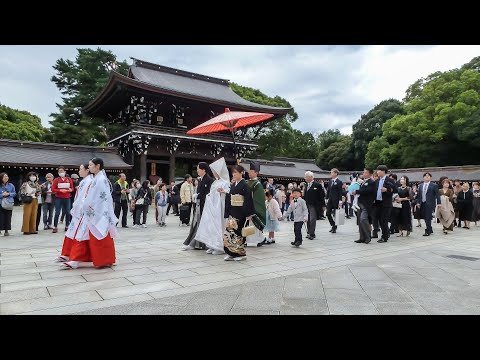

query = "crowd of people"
[1,158,480,270]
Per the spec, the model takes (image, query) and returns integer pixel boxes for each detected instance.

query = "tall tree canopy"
[365,56,480,168]
[230,82,297,138]
[351,99,404,168]
[230,82,306,159]
[315,129,354,170]
[0,104,47,142]
[49,48,129,145]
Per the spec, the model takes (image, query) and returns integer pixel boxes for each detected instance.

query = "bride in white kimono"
[195,157,230,255]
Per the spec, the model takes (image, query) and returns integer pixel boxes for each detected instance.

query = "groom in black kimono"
[183,162,214,250]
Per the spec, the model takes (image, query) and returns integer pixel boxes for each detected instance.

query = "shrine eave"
[107,128,258,148]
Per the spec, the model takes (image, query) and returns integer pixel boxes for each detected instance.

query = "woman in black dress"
[395,176,413,236]
[457,183,473,229]
[223,165,255,261]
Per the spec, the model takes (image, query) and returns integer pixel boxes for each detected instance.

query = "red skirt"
[69,232,116,267]
[61,237,76,257]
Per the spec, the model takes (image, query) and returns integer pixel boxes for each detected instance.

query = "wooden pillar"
[140,153,147,183]
[169,153,175,182]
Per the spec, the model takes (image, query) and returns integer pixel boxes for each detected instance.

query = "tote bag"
[335,210,345,226]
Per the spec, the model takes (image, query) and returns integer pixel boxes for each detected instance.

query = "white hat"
[209,157,229,183]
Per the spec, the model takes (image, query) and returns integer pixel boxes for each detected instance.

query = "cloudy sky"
[1,45,479,135]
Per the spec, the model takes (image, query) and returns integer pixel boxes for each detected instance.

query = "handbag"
[392,194,402,209]
[335,210,345,226]
[135,191,147,205]
[1,198,13,210]
[241,220,256,237]
[21,195,33,204]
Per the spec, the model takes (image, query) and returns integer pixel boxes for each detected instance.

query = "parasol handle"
[230,128,239,164]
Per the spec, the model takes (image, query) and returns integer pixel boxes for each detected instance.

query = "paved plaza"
[1,206,480,315]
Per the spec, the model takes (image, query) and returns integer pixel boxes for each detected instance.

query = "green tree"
[230,82,305,159]
[351,99,404,168]
[316,129,343,152]
[316,134,354,170]
[230,82,297,140]
[252,120,318,160]
[0,103,47,142]
[49,48,129,145]
[365,56,480,168]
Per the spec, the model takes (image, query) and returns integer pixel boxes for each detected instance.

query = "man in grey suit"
[415,172,441,236]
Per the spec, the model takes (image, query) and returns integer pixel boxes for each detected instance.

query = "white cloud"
[0,45,479,137]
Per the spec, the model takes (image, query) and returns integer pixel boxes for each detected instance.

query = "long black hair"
[90,157,104,170]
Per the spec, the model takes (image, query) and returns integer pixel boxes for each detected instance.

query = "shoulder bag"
[21,194,33,204]
[1,198,13,210]
[136,192,147,205]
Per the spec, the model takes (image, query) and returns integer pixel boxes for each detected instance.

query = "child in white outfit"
[283,188,308,247]
[264,190,283,244]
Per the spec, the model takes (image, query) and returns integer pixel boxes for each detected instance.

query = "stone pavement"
[1,206,479,315]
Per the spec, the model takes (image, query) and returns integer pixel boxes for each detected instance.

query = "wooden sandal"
[54,255,69,263]
[59,262,76,270]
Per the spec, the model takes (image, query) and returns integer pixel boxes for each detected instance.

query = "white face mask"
[29,176,37,182]
[136,184,141,189]
[58,172,65,178]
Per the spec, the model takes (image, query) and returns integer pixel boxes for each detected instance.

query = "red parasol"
[187,108,274,158]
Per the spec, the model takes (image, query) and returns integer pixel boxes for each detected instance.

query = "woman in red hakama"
[59,158,118,270]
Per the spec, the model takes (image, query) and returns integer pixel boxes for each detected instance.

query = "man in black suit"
[373,165,397,243]
[326,168,343,234]
[183,162,214,250]
[304,171,325,239]
[415,172,441,236]
[353,167,376,244]
[195,162,214,215]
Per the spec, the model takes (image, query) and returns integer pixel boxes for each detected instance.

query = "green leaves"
[230,82,312,160]
[316,134,354,170]
[0,104,46,142]
[49,48,129,145]
[365,55,480,168]
[351,99,404,168]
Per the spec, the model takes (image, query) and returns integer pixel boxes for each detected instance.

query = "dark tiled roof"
[109,124,257,147]
[83,59,291,117]
[388,166,480,182]
[242,158,480,183]
[129,61,290,112]
[0,139,132,170]
[335,166,480,183]
[241,158,329,181]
